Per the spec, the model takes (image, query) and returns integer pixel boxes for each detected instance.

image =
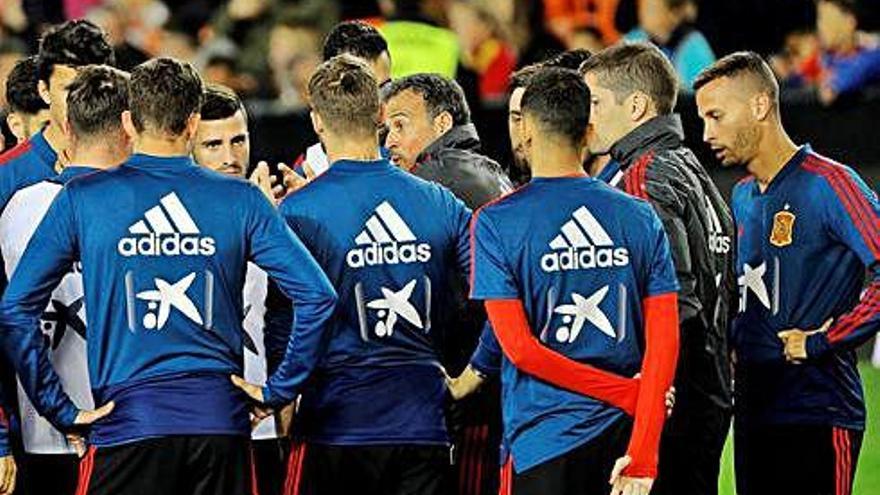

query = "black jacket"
[609,115,736,415]
[413,124,513,211]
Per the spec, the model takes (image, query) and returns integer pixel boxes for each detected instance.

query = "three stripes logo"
[117,192,216,257]
[540,206,629,272]
[705,195,731,255]
[346,201,431,268]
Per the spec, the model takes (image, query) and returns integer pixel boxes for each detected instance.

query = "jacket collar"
[610,114,684,168]
[417,123,483,164]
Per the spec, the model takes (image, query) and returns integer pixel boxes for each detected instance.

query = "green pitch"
[718,362,880,494]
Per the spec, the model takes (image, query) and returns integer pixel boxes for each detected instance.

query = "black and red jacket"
[601,114,736,418]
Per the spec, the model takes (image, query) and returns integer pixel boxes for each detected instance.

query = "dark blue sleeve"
[442,188,473,277]
[0,187,80,428]
[807,168,880,356]
[469,209,518,300]
[245,186,337,407]
[827,47,880,96]
[468,322,502,377]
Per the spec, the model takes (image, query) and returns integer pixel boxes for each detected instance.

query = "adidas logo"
[346,201,431,268]
[705,195,731,255]
[117,192,216,257]
[540,206,629,272]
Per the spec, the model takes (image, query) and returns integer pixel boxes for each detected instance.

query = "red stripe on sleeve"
[622,292,679,479]
[803,158,880,258]
[485,299,640,415]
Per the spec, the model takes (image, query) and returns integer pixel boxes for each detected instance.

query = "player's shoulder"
[473,181,534,220]
[0,140,33,169]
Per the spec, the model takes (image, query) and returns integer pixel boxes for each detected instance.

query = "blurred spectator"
[544,0,621,46]
[268,17,322,109]
[771,29,822,88]
[624,0,715,89]
[570,25,607,53]
[380,0,460,78]
[448,0,517,101]
[210,0,335,90]
[0,38,26,108]
[4,56,49,144]
[86,4,149,71]
[815,0,880,104]
[511,0,566,67]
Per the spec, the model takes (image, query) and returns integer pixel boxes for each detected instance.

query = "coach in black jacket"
[582,43,736,495]
[382,74,513,210]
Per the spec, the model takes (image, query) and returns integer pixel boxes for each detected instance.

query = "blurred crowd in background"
[1,0,879,119]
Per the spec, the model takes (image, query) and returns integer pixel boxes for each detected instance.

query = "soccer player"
[246,54,472,495]
[4,56,50,145]
[581,42,735,495]
[695,52,879,495]
[192,83,290,495]
[298,20,392,176]
[0,19,113,219]
[470,67,679,495]
[0,57,337,495]
[0,64,130,495]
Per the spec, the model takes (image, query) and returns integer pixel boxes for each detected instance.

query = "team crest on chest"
[769,205,795,247]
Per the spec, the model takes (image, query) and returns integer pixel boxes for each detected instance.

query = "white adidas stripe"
[549,206,614,249]
[355,201,417,245]
[127,192,201,235]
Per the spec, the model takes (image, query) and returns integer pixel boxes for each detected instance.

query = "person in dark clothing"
[383,73,512,495]
[581,42,735,495]
[383,73,513,209]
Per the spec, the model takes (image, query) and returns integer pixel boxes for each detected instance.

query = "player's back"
[61,153,272,445]
[278,158,471,444]
[470,175,678,472]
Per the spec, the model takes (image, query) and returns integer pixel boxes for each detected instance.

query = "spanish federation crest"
[770,207,795,247]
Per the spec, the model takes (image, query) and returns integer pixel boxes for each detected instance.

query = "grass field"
[718,362,880,494]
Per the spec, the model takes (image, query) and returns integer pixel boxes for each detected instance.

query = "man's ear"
[432,111,454,136]
[751,92,772,122]
[185,112,201,141]
[6,113,24,142]
[629,91,650,123]
[38,79,51,106]
[310,110,325,137]
[121,111,138,141]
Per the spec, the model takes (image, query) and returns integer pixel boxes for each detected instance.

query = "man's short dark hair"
[67,65,129,140]
[322,21,389,62]
[509,64,543,93]
[580,42,678,115]
[37,20,114,86]
[309,54,381,137]
[6,56,48,115]
[521,68,590,146]
[201,84,246,122]
[383,73,471,126]
[545,49,593,71]
[693,51,779,103]
[129,57,203,135]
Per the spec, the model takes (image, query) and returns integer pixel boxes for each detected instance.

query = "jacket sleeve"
[246,186,337,407]
[806,167,880,356]
[0,187,80,428]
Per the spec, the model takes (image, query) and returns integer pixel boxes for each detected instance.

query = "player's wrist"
[805,331,831,358]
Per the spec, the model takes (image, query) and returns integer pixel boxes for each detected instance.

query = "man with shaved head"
[695,52,880,495]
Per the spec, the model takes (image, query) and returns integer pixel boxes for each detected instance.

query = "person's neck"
[69,141,128,170]
[42,121,67,154]
[832,33,858,54]
[133,133,191,158]
[530,141,586,178]
[748,125,799,192]
[325,135,381,165]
